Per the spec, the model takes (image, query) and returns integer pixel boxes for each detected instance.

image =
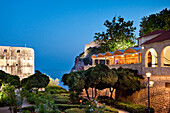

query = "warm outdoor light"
[146,72,151,78]
[146,72,151,113]
[142,46,145,49]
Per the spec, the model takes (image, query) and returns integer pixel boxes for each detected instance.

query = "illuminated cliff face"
[0,46,34,79]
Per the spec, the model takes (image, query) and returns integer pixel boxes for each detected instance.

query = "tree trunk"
[110,87,114,98]
[92,88,93,99]
[12,107,17,113]
[85,88,90,100]
[94,87,97,99]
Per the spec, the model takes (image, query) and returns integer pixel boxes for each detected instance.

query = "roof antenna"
[25,43,26,47]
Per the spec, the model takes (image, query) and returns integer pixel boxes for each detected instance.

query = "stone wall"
[84,64,170,113]
[80,88,115,99]
[118,75,170,113]
[0,46,34,79]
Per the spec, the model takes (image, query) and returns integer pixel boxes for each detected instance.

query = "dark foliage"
[140,8,170,36]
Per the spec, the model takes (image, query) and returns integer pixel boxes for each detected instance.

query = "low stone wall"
[84,63,142,74]
[84,64,170,75]
[119,75,170,113]
[80,88,115,99]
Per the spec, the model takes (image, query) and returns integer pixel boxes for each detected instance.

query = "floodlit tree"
[139,8,170,36]
[48,77,59,86]
[0,70,20,87]
[94,16,136,52]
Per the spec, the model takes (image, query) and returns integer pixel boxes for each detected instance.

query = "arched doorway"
[145,48,157,67]
[161,46,170,67]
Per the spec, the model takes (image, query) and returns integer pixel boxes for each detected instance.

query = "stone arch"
[161,46,170,67]
[145,48,158,67]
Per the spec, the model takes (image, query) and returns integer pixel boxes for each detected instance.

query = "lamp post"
[146,72,151,113]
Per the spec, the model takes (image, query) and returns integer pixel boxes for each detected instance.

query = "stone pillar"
[105,58,107,65]
[113,57,115,65]
[157,54,161,68]
[138,53,140,63]
[92,59,95,66]
[124,55,126,64]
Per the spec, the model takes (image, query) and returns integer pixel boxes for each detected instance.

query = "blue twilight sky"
[0,0,169,86]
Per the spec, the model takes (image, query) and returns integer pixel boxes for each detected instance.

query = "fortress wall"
[0,46,34,79]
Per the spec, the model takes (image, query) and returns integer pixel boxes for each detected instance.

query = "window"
[4,49,7,52]
[145,48,157,67]
[165,82,170,88]
[17,50,20,53]
[161,46,170,67]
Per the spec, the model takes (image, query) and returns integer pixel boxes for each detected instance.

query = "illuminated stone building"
[0,46,34,79]
[84,30,170,113]
[85,30,170,75]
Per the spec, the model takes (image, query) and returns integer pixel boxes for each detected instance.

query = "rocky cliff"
[71,56,85,72]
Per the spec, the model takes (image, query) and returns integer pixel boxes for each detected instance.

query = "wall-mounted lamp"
[142,46,145,49]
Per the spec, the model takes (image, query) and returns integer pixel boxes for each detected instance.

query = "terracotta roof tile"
[141,30,170,45]
[137,30,166,39]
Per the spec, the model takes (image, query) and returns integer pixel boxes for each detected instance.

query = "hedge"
[54,98,69,104]
[56,104,80,111]
[65,108,85,113]
[45,86,69,94]
[105,106,119,113]
[114,101,154,113]
[99,99,154,113]
[64,107,118,113]
[22,106,61,113]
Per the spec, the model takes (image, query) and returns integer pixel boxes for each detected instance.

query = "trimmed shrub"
[65,107,117,113]
[56,104,80,111]
[45,86,68,94]
[115,101,154,113]
[22,105,61,113]
[105,106,119,113]
[54,98,69,104]
[65,108,85,113]
[99,99,154,113]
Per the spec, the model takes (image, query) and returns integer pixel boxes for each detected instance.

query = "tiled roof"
[137,30,166,39]
[141,30,170,45]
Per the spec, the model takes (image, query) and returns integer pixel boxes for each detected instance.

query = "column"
[124,55,126,64]
[113,57,115,65]
[98,59,100,64]
[105,58,107,65]
[92,59,95,66]
[138,53,140,63]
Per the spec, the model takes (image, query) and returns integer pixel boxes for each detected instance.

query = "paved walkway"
[0,100,33,113]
